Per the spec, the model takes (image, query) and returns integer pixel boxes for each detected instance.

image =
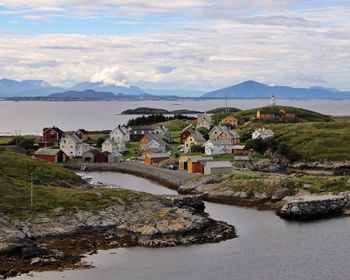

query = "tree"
[96,137,107,148]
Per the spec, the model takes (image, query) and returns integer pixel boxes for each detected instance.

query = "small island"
[121,107,241,115]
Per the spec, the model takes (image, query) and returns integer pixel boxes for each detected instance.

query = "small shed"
[179,155,202,171]
[187,156,213,173]
[144,153,170,165]
[96,151,109,163]
[203,161,232,175]
[82,149,100,163]
[34,148,68,163]
[108,152,122,163]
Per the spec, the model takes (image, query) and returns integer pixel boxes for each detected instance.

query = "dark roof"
[83,149,100,157]
[143,134,167,146]
[76,129,88,134]
[43,126,64,134]
[130,126,154,130]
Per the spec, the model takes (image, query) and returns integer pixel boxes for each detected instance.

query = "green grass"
[123,141,141,159]
[234,105,333,123]
[212,171,350,195]
[158,119,187,131]
[237,120,350,161]
[0,135,40,145]
[0,150,156,220]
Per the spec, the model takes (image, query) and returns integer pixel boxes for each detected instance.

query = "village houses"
[219,115,239,126]
[129,126,155,141]
[151,125,172,143]
[39,126,65,147]
[180,125,195,144]
[102,138,127,153]
[204,139,232,155]
[139,134,167,154]
[184,131,206,153]
[60,134,93,157]
[34,148,68,163]
[217,129,240,145]
[110,125,130,143]
[252,128,275,140]
[209,126,229,140]
[196,113,213,130]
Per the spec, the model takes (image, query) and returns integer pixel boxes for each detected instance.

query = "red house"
[180,130,192,144]
[75,129,88,141]
[39,126,65,147]
[34,148,68,163]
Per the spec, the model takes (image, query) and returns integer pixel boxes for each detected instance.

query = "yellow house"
[219,115,238,126]
[184,131,206,153]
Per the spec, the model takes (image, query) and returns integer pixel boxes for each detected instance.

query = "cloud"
[0,2,349,91]
[90,67,131,87]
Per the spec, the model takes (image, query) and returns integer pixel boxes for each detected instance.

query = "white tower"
[271,95,276,107]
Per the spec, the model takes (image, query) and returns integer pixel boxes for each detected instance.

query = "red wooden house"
[180,130,192,144]
[96,151,110,163]
[39,126,65,147]
[34,148,68,163]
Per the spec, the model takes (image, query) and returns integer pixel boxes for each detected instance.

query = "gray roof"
[189,131,206,142]
[35,148,63,156]
[188,156,213,163]
[64,134,82,144]
[205,140,232,146]
[146,153,170,159]
[82,149,100,157]
[204,161,232,168]
[143,134,167,146]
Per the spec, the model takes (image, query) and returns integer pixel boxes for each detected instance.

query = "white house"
[110,125,130,143]
[102,138,127,153]
[204,140,232,155]
[252,128,274,140]
[209,126,229,140]
[60,134,92,157]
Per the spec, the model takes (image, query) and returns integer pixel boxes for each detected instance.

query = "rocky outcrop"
[277,194,349,219]
[0,195,235,278]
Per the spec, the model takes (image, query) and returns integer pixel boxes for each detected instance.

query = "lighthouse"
[270,95,276,107]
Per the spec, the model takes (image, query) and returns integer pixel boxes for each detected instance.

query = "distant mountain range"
[1,78,350,100]
[202,80,350,99]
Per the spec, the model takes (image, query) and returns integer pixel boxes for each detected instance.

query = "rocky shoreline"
[66,162,350,220]
[0,194,235,279]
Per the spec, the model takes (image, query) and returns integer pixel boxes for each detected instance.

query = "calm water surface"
[15,172,350,280]
[1,99,349,134]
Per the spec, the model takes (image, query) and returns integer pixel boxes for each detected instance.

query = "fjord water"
[1,99,350,134]
[15,172,350,280]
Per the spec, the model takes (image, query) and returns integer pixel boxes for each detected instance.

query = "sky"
[0,0,350,93]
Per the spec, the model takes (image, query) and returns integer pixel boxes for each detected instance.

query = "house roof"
[76,129,88,134]
[108,151,122,157]
[222,129,240,139]
[63,134,82,144]
[205,140,232,146]
[232,145,247,150]
[35,148,63,156]
[142,134,167,146]
[209,126,228,135]
[189,131,206,142]
[182,124,196,132]
[83,149,100,157]
[204,161,232,168]
[146,153,170,159]
[254,129,274,136]
[113,125,129,135]
[188,156,213,163]
[43,126,64,135]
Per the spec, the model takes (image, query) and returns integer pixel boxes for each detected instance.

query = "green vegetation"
[234,106,333,123]
[159,119,187,131]
[215,171,350,194]
[122,107,169,115]
[0,150,155,220]
[239,121,350,161]
[123,141,140,159]
[207,107,241,114]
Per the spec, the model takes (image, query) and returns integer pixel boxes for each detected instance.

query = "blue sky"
[0,1,350,93]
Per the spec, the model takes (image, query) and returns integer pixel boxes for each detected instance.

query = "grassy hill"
[237,120,350,161]
[0,150,153,220]
[235,106,333,123]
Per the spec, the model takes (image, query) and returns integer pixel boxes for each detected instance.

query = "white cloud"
[90,67,130,87]
[0,2,349,91]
